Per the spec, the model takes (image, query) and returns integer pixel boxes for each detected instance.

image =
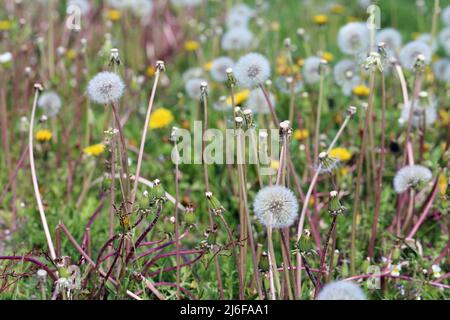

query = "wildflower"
[184,40,200,51]
[337,22,369,55]
[333,59,361,96]
[270,160,279,170]
[149,108,174,129]
[393,165,432,194]
[442,5,450,27]
[302,56,322,84]
[146,66,156,77]
[376,28,402,57]
[87,71,125,105]
[328,190,347,216]
[225,89,250,106]
[416,33,438,53]
[221,27,254,51]
[205,192,225,215]
[182,67,204,82]
[226,4,254,29]
[106,9,121,21]
[65,49,77,60]
[352,85,370,98]
[398,41,432,70]
[83,143,105,157]
[317,281,366,300]
[321,51,334,62]
[210,57,234,83]
[234,53,271,88]
[246,88,276,114]
[432,59,450,82]
[185,78,206,99]
[275,76,303,94]
[438,173,448,196]
[293,129,309,141]
[253,185,299,229]
[330,4,345,14]
[0,20,12,31]
[391,264,402,277]
[313,14,328,26]
[431,265,442,278]
[329,147,352,162]
[438,28,450,55]
[35,129,52,142]
[400,92,437,128]
[37,91,62,117]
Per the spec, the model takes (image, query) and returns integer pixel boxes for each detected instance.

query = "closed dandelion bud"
[205,192,225,215]
[362,257,371,272]
[185,211,196,224]
[138,189,150,208]
[341,260,349,277]
[234,106,243,117]
[259,251,270,273]
[148,179,167,207]
[413,53,427,72]
[109,48,121,67]
[226,68,237,88]
[346,105,357,117]
[156,60,166,72]
[235,116,244,129]
[328,190,346,216]
[296,229,314,254]
[243,109,255,128]
[36,269,48,282]
[318,151,339,174]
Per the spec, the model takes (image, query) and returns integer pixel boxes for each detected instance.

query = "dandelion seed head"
[221,27,255,51]
[442,5,450,26]
[182,67,204,82]
[333,59,361,96]
[185,78,206,99]
[376,28,402,57]
[210,56,235,82]
[234,52,271,88]
[432,59,450,82]
[337,22,370,55]
[398,41,432,70]
[400,95,437,128]
[303,56,323,84]
[253,185,299,229]
[438,28,450,56]
[246,88,276,114]
[393,165,432,194]
[37,91,62,117]
[275,76,303,94]
[317,281,366,300]
[87,71,125,105]
[416,33,438,53]
[226,4,254,29]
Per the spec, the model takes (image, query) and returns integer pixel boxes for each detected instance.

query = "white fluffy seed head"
[400,97,437,129]
[337,22,370,55]
[221,27,255,51]
[317,281,366,300]
[376,28,402,56]
[438,28,450,56]
[253,185,298,229]
[433,59,450,82]
[234,53,271,88]
[38,91,62,117]
[210,56,235,82]
[87,71,125,105]
[393,165,432,194]
[185,78,206,99]
[333,59,361,96]
[398,41,432,70]
[226,4,254,29]
[303,56,323,84]
[246,88,276,114]
[442,5,450,26]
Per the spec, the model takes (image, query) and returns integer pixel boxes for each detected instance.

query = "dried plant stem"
[131,67,162,204]
[29,86,56,260]
[267,226,281,297]
[368,71,387,259]
[174,142,181,300]
[0,85,11,171]
[402,188,416,233]
[108,131,117,258]
[350,70,376,275]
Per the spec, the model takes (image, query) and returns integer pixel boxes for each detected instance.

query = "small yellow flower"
[340,167,350,177]
[203,61,213,71]
[439,110,449,125]
[293,129,309,141]
[0,20,12,31]
[296,58,304,67]
[330,4,345,14]
[439,173,448,196]
[270,160,279,170]
[184,40,199,51]
[352,85,370,97]
[329,147,352,161]
[107,9,121,21]
[321,51,334,62]
[35,129,52,142]
[149,108,174,129]
[65,49,77,60]
[146,66,156,77]
[225,89,250,106]
[83,143,105,157]
[313,14,328,26]
[270,21,280,31]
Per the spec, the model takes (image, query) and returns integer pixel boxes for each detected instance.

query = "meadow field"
[0,0,449,300]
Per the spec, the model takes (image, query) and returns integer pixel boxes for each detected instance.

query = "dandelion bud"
[205,192,225,215]
[258,252,270,273]
[279,120,292,137]
[243,109,255,128]
[235,116,244,129]
[109,48,121,67]
[200,81,208,95]
[318,152,339,174]
[296,28,306,38]
[328,191,346,216]
[156,60,166,72]
[36,269,48,281]
[234,106,243,117]
[34,83,44,91]
[346,105,357,117]
[283,37,292,49]
[296,229,315,254]
[226,68,237,88]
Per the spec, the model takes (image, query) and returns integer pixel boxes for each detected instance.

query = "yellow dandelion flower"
[0,20,12,31]
[83,143,105,157]
[270,160,279,170]
[225,89,250,106]
[35,129,52,142]
[313,14,328,26]
[293,129,309,141]
[352,85,370,97]
[329,147,352,161]
[339,166,350,177]
[184,40,199,51]
[107,9,121,21]
[296,58,304,67]
[146,66,156,77]
[149,108,174,129]
[203,61,213,71]
[270,21,280,31]
[439,173,448,196]
[330,4,345,14]
[322,51,334,62]
[65,49,77,60]
[440,110,449,125]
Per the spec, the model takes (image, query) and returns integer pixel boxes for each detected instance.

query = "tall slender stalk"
[29,84,56,260]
